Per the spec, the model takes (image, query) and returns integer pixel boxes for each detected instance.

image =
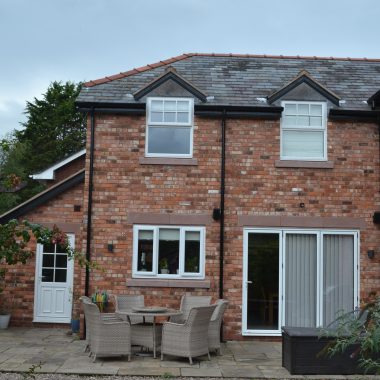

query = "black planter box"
[282,326,362,375]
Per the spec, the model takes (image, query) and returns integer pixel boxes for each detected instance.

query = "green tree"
[0,81,86,214]
[16,81,86,173]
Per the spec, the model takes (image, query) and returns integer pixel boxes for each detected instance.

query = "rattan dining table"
[117,307,183,358]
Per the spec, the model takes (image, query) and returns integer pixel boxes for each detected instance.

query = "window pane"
[310,104,322,116]
[283,115,297,126]
[284,104,297,115]
[297,116,310,126]
[42,254,54,268]
[56,254,67,268]
[151,112,163,123]
[164,100,176,112]
[323,235,354,327]
[42,268,54,282]
[184,231,200,273]
[56,244,67,253]
[43,243,55,253]
[55,269,67,283]
[177,101,190,112]
[151,100,163,112]
[138,230,153,272]
[285,234,317,328]
[282,130,324,158]
[163,112,176,123]
[159,229,179,275]
[148,126,191,155]
[177,112,190,123]
[297,104,309,115]
[310,116,322,127]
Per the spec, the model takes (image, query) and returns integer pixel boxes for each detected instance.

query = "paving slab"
[118,366,181,376]
[220,364,264,378]
[181,366,223,377]
[2,327,380,379]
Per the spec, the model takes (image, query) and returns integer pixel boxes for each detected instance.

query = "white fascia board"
[30,149,86,180]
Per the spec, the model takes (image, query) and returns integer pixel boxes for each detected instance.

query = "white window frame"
[133,225,205,279]
[242,228,359,336]
[280,101,327,161]
[146,97,194,158]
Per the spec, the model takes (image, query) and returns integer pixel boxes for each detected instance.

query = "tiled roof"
[77,53,380,110]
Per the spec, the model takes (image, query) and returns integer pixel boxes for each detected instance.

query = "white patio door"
[34,234,74,323]
[243,228,359,336]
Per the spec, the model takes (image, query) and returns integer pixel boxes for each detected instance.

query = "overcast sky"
[1,0,379,138]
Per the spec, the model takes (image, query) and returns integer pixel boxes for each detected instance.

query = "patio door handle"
[246,280,252,285]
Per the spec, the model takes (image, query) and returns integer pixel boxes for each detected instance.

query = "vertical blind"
[285,234,317,327]
[323,235,354,326]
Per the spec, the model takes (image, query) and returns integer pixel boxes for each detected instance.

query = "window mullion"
[179,228,185,275]
[316,232,323,327]
[153,227,158,275]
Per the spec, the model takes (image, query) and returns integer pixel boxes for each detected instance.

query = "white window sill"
[275,160,334,169]
[139,157,198,166]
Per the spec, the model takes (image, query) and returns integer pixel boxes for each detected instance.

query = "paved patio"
[0,328,377,379]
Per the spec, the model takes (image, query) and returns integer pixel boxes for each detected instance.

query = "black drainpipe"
[219,110,226,300]
[85,108,95,297]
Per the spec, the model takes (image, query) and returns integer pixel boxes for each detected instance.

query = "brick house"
[1,53,380,340]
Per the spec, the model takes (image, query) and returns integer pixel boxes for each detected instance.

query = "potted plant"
[185,256,199,273]
[159,258,169,274]
[91,290,109,312]
[0,268,11,329]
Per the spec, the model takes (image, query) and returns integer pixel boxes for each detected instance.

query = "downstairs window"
[133,225,205,279]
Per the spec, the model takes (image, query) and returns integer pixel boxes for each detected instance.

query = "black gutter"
[219,110,226,301]
[195,104,283,119]
[76,101,283,119]
[329,108,380,122]
[85,108,96,297]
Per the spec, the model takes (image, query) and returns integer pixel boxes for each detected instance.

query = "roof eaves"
[0,169,85,224]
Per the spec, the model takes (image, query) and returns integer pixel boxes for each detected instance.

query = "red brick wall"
[81,114,221,307]
[223,119,380,339]
[3,183,84,326]
[82,114,380,340]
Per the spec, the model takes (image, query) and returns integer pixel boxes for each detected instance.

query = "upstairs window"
[281,101,327,161]
[146,98,194,157]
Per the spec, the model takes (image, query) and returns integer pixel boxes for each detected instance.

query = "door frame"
[33,234,75,323]
[242,228,283,336]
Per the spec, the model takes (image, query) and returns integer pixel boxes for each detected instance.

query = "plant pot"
[160,269,169,274]
[0,314,11,329]
[71,318,80,333]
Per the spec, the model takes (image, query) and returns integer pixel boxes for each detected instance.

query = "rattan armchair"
[161,304,217,364]
[82,301,131,362]
[208,299,229,355]
[170,294,212,323]
[80,296,123,353]
[114,294,153,324]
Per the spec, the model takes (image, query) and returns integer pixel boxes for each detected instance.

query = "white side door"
[34,234,74,323]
